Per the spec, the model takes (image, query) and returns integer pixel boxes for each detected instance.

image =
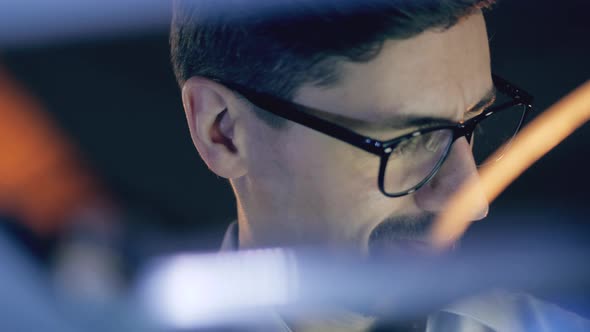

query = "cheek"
[240,116,290,179]
[281,127,380,201]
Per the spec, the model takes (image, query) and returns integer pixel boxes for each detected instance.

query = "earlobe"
[181,77,247,179]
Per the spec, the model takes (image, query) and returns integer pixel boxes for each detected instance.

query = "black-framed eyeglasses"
[225,74,533,197]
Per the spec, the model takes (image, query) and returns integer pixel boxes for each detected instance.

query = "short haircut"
[171,0,495,126]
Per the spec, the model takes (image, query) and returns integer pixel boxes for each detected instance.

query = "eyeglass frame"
[223,74,534,197]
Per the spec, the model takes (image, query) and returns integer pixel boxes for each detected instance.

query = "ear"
[181,77,247,179]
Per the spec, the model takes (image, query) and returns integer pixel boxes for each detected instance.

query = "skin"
[182,11,492,331]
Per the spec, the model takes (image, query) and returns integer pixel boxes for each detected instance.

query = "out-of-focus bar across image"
[0,1,589,331]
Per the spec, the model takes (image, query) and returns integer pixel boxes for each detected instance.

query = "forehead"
[294,12,492,124]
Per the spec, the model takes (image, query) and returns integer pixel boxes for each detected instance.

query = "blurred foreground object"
[0,224,149,332]
[0,0,170,47]
[0,66,126,301]
[137,227,590,331]
[432,79,590,249]
[0,226,76,332]
[0,66,111,235]
[1,225,588,331]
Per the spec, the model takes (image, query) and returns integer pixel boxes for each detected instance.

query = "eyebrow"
[308,86,498,131]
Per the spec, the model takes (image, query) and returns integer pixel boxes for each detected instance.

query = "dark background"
[1,0,589,253]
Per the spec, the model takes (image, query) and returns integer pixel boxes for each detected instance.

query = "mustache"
[368,213,436,254]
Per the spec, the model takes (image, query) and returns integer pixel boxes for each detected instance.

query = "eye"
[391,131,448,157]
[424,131,447,152]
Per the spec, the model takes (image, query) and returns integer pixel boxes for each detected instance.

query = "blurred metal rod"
[0,0,368,47]
[0,0,170,47]
[138,230,590,329]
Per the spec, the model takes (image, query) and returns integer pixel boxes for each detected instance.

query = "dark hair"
[171,0,494,126]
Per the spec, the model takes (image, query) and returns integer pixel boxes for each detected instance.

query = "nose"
[413,137,489,220]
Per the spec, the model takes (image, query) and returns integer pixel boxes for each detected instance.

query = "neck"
[235,195,256,249]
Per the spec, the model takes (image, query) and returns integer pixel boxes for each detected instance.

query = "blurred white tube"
[0,0,379,47]
[138,248,298,329]
[0,0,171,47]
[136,236,590,330]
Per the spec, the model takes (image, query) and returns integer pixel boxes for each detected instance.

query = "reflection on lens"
[472,104,526,165]
[383,129,453,195]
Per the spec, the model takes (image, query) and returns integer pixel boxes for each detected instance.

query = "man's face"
[233,12,491,254]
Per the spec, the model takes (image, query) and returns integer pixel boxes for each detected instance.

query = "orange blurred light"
[0,67,108,235]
